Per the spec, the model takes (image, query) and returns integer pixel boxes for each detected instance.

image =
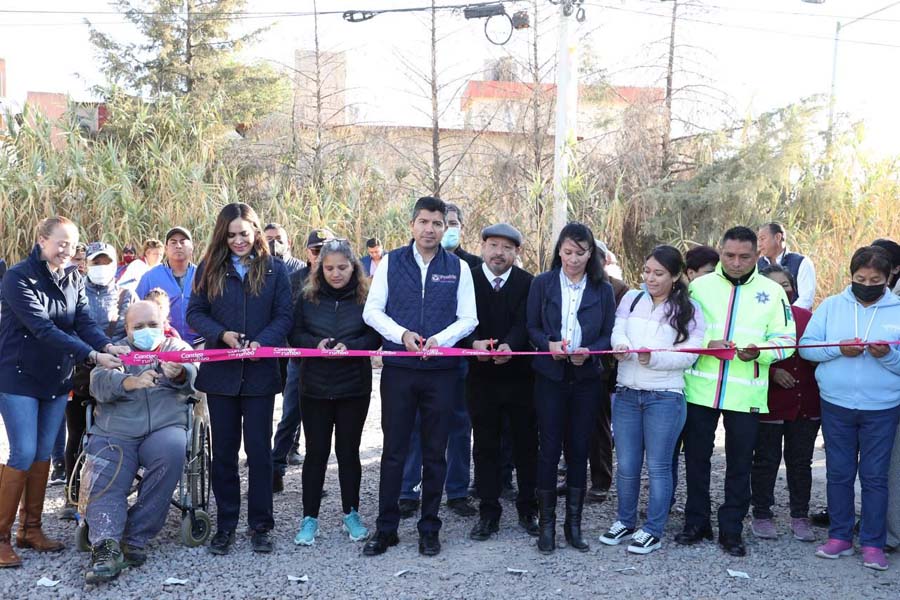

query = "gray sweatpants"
[82,426,187,548]
[887,422,900,548]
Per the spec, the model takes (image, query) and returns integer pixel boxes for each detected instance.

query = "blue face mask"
[441,227,460,250]
[132,327,164,351]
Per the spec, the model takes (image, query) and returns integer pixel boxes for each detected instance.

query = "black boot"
[563,487,589,552]
[537,490,556,554]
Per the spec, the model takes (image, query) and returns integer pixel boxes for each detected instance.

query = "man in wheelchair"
[81,300,198,584]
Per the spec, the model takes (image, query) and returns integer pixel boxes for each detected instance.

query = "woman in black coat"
[0,217,126,568]
[526,222,616,555]
[289,239,381,547]
[186,203,293,556]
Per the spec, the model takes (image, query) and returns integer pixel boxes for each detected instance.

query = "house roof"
[460,80,665,111]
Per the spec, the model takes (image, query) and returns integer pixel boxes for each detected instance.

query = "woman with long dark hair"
[289,239,381,546]
[526,222,616,554]
[599,245,706,554]
[187,203,293,556]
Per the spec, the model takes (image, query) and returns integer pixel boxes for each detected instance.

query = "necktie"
[493,277,503,292]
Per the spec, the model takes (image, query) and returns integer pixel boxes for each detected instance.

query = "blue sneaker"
[294,516,318,546]
[342,509,369,542]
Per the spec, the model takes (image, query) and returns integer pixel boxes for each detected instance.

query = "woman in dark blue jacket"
[0,217,126,568]
[288,239,381,547]
[526,222,615,555]
[186,203,293,556]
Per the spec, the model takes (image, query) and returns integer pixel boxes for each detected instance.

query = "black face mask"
[851,281,886,303]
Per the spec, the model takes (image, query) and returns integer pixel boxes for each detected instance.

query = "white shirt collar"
[482,263,512,287]
[559,269,586,290]
[412,243,432,269]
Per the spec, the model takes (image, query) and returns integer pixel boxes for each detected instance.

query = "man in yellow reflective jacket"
[675,226,796,557]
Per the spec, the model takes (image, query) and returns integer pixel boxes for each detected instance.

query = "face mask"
[441,227,460,250]
[87,264,117,286]
[132,327,165,351]
[852,281,886,303]
[268,239,289,259]
[123,255,135,264]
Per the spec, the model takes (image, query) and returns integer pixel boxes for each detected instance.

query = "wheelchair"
[70,395,213,550]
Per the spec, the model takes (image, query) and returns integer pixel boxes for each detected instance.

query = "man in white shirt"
[757,223,816,309]
[362,196,477,558]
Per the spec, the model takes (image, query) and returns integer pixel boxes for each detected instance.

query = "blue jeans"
[821,400,900,548]
[84,426,187,547]
[401,363,471,501]
[271,360,301,476]
[0,393,69,470]
[613,387,686,538]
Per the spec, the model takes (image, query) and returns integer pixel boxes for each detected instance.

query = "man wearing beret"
[464,223,540,540]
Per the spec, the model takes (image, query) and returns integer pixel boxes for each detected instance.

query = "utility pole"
[821,0,900,155]
[184,0,193,93]
[661,0,678,176]
[550,1,581,243]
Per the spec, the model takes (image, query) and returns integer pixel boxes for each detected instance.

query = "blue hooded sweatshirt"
[799,285,900,411]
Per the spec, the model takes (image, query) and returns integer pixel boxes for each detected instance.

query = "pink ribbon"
[120,340,900,366]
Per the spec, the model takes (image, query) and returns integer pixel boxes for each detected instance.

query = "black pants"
[300,394,370,517]
[64,394,89,486]
[683,403,759,536]
[207,393,275,533]
[467,376,538,520]
[534,373,605,491]
[377,366,457,535]
[751,418,821,519]
[589,388,613,490]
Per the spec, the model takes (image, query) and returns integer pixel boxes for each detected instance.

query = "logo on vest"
[431,274,458,283]
[755,291,770,304]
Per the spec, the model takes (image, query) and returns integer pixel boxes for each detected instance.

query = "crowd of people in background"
[0,201,898,584]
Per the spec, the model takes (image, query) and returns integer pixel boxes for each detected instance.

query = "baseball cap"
[165,226,193,243]
[306,228,335,248]
[86,242,117,262]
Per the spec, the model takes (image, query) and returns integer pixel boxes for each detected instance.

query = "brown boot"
[15,461,64,552]
[0,464,27,567]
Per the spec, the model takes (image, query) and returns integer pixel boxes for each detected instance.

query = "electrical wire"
[629,0,900,24]
[586,2,900,51]
[0,1,530,27]
[0,1,529,19]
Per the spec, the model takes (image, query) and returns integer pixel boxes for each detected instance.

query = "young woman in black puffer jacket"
[289,239,381,546]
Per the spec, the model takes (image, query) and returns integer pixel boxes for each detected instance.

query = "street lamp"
[803,0,900,148]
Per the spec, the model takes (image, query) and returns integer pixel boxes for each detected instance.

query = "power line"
[0,1,529,19]
[630,0,900,24]
[586,2,900,51]
[0,1,530,27]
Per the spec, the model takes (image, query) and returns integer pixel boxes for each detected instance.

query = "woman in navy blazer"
[527,222,615,555]
[0,217,127,568]
[187,203,293,556]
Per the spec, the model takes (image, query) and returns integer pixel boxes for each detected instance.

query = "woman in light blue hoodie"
[800,246,900,571]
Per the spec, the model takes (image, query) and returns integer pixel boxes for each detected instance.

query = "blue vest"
[758,252,804,287]
[382,244,461,370]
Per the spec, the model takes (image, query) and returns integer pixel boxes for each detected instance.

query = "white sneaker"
[627,528,662,554]
[599,521,635,545]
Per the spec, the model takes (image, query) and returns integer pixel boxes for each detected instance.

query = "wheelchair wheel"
[180,510,211,547]
[190,420,212,510]
[75,521,91,553]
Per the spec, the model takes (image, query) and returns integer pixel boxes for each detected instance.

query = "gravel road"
[1,369,899,599]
